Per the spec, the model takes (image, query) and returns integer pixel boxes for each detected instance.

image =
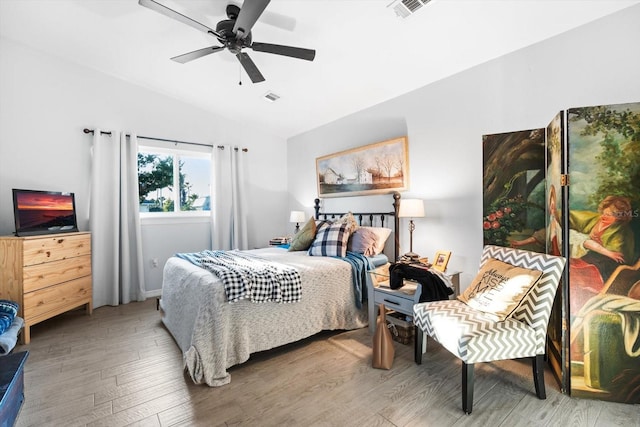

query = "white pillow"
[359,227,392,255]
[334,212,359,233]
[458,258,543,321]
[347,227,379,256]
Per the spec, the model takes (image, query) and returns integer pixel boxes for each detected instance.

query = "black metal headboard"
[313,192,401,262]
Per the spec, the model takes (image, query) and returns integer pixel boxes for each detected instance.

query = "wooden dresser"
[0,232,92,343]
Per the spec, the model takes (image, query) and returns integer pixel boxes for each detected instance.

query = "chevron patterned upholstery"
[414,299,539,363]
[413,245,566,414]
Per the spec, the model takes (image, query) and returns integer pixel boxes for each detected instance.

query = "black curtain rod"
[84,128,112,136]
[83,128,248,152]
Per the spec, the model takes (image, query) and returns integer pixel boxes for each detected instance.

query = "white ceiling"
[1,0,638,139]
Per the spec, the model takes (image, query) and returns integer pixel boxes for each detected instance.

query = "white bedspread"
[160,247,368,386]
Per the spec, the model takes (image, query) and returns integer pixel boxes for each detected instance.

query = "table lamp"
[289,211,306,233]
[398,199,425,261]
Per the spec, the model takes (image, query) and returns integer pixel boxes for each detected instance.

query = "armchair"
[413,245,566,414]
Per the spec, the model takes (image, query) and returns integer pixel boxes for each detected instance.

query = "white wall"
[0,38,290,295]
[3,5,639,298]
[288,5,640,290]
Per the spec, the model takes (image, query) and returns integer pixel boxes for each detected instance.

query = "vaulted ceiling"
[1,0,638,138]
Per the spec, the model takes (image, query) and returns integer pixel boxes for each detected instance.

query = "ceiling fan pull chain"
[238,63,243,85]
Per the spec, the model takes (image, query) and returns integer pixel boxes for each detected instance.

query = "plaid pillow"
[308,222,351,258]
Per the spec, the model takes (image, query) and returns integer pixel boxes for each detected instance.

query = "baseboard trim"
[144,289,162,299]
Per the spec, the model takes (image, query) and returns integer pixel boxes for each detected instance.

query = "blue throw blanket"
[0,300,19,336]
[343,251,375,309]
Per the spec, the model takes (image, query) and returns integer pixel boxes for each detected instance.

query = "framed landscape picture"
[316,136,409,198]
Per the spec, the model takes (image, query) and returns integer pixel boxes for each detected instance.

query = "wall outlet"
[151,258,159,268]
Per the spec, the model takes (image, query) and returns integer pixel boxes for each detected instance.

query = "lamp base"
[401,252,420,262]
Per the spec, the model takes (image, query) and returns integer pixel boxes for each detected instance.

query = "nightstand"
[367,263,461,334]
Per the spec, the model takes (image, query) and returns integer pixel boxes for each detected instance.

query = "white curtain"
[90,130,145,307]
[212,145,248,250]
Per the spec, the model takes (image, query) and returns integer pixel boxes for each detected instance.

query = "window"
[138,143,211,215]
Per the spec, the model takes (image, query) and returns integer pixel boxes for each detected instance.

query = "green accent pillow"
[288,217,317,251]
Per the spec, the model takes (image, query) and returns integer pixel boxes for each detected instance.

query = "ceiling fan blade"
[171,46,225,64]
[236,52,265,83]
[233,0,271,40]
[250,42,316,61]
[139,0,220,37]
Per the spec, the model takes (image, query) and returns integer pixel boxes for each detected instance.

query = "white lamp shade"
[398,199,425,218]
[289,210,306,223]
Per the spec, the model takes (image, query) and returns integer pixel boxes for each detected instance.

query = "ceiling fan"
[139,0,316,83]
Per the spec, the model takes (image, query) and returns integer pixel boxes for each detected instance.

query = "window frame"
[137,141,212,220]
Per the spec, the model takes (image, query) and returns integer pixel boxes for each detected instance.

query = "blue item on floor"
[0,300,19,336]
[0,350,29,427]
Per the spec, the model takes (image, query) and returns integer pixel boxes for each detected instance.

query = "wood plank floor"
[12,299,639,427]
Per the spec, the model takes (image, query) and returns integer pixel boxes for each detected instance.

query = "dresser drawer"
[23,254,91,293]
[22,233,91,266]
[374,290,415,315]
[23,275,92,322]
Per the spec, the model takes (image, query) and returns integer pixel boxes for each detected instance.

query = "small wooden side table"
[367,264,461,334]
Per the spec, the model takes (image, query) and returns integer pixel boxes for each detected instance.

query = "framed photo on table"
[433,250,451,272]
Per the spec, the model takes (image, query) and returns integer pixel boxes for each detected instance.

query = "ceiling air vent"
[263,91,280,103]
[388,0,431,19]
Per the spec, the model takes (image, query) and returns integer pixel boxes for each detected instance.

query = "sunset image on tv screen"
[15,192,76,231]
[17,193,74,211]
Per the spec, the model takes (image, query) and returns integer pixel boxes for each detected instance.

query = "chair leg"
[532,354,546,399]
[414,326,423,365]
[462,362,474,414]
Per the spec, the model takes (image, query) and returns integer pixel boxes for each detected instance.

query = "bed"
[160,193,401,386]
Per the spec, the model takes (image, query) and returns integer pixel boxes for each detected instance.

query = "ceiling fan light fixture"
[263,91,281,102]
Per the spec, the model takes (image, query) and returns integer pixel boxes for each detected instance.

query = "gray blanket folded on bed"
[176,250,303,303]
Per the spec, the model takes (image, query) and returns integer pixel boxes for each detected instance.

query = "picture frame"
[433,250,451,272]
[316,136,409,198]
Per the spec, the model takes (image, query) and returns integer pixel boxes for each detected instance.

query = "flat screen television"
[12,189,79,236]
